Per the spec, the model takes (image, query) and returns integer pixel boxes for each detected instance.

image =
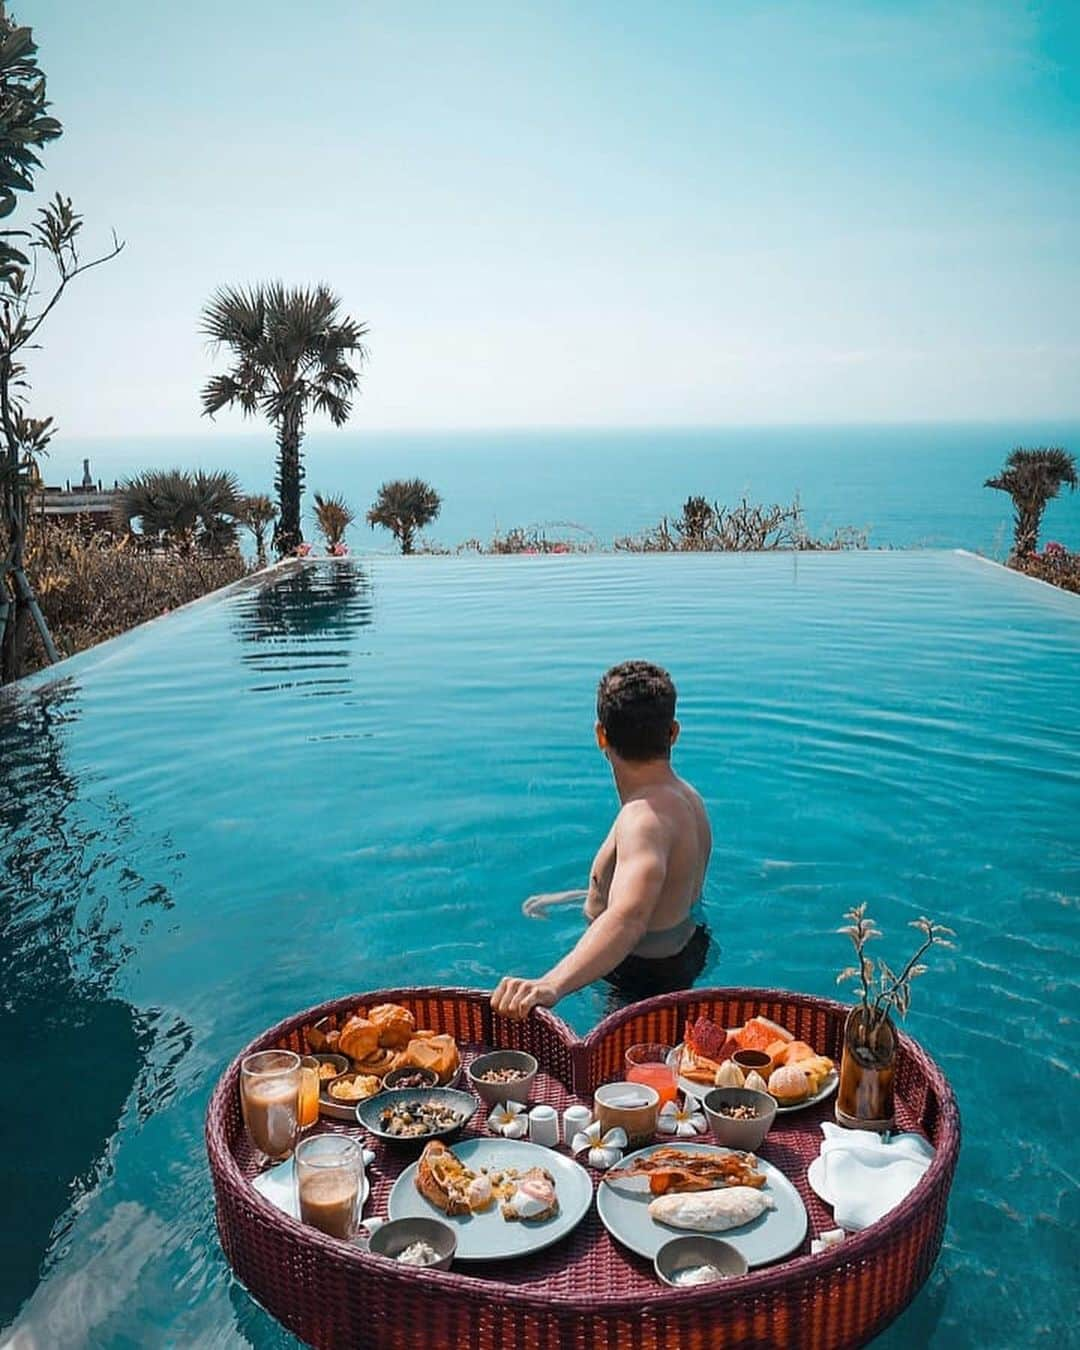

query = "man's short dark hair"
[597,661,677,761]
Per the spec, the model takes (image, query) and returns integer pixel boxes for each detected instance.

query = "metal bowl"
[654,1235,748,1287]
[355,1086,478,1144]
[368,1216,456,1270]
[465,1050,538,1106]
[701,1087,777,1150]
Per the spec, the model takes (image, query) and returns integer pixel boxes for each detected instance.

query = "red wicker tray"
[206,987,960,1350]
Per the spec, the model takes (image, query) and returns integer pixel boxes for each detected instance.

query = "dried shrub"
[615,496,869,552]
[1015,542,1080,595]
[451,523,598,555]
[20,520,251,673]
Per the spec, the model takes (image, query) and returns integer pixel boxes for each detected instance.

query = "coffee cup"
[594,1080,660,1148]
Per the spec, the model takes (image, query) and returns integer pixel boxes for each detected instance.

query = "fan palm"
[238,493,278,566]
[117,468,241,555]
[985,446,1077,562]
[313,492,355,550]
[200,283,368,556]
[367,479,441,554]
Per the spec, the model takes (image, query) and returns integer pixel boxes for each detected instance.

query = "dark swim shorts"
[601,922,712,1014]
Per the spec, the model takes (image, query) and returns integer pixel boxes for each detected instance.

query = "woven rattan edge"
[207,984,961,1327]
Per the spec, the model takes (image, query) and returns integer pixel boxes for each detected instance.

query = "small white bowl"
[654,1235,748,1287]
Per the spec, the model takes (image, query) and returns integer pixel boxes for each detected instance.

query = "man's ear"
[670,720,680,748]
[596,721,608,750]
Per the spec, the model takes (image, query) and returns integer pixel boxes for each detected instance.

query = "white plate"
[388,1137,593,1262]
[596,1141,807,1267]
[668,1044,839,1115]
[252,1153,371,1221]
[807,1155,833,1206]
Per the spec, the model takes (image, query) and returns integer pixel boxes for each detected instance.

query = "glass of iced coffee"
[240,1050,302,1164]
[295,1134,364,1241]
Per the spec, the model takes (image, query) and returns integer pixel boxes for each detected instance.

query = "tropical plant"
[116,469,241,555]
[985,446,1077,563]
[836,904,955,1052]
[0,4,123,681]
[237,493,277,566]
[200,283,368,556]
[367,478,441,554]
[313,491,355,552]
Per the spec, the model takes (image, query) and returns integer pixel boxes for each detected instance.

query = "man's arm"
[584,822,618,920]
[491,807,668,1019]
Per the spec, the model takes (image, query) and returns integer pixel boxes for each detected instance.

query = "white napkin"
[818,1122,934,1231]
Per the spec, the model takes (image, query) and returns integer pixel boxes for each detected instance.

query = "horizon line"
[51,415,1080,443]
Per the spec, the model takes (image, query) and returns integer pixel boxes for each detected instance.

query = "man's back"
[619,775,711,934]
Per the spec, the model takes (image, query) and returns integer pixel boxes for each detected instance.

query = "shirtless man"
[491,661,712,1019]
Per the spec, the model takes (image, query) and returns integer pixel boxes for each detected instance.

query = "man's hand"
[491,976,560,1020]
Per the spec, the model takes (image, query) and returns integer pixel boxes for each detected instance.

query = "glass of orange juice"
[298,1055,321,1130]
[625,1043,678,1107]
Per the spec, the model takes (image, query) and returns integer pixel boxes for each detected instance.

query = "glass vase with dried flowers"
[835,906,955,1132]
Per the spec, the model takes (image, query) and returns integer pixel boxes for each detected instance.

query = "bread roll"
[768,1063,811,1103]
[338,1014,379,1062]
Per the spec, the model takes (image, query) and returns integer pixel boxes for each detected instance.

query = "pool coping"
[953,547,1080,599]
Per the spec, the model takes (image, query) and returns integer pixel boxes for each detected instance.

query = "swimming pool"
[1,552,1077,1347]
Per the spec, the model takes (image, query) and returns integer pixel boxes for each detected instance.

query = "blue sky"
[22,0,1080,436]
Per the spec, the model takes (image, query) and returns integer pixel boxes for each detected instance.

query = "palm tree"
[117,468,241,555]
[238,493,277,566]
[313,492,355,552]
[367,479,441,554]
[985,446,1077,562]
[200,283,368,556]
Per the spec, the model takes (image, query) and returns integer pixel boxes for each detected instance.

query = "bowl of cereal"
[465,1050,538,1106]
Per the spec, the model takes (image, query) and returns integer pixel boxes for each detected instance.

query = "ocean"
[46,422,1080,557]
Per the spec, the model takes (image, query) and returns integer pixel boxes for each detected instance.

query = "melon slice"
[736,1017,795,1052]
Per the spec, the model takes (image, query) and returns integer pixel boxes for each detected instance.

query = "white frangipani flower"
[571,1119,627,1169]
[487,1100,529,1138]
[657,1098,707,1137]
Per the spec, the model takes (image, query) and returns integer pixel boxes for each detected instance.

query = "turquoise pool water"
[1,553,1077,1347]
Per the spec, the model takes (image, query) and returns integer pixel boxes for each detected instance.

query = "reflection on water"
[0,684,188,1331]
[231,561,373,697]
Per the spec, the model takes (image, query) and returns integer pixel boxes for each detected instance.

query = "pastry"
[396,1034,460,1083]
[369,1003,416,1049]
[338,1015,380,1062]
[649,1184,775,1232]
[501,1168,558,1222]
[767,1063,811,1103]
[415,1140,475,1216]
[351,1047,397,1077]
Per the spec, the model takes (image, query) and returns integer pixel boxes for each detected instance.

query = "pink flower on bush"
[1044,540,1066,558]
[295,542,313,558]
[552,543,569,554]
[331,542,349,557]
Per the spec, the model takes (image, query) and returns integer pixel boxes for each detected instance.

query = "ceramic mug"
[594,1080,660,1148]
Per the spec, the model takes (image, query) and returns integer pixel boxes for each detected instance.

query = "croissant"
[338,1015,379,1062]
[369,1003,416,1050]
